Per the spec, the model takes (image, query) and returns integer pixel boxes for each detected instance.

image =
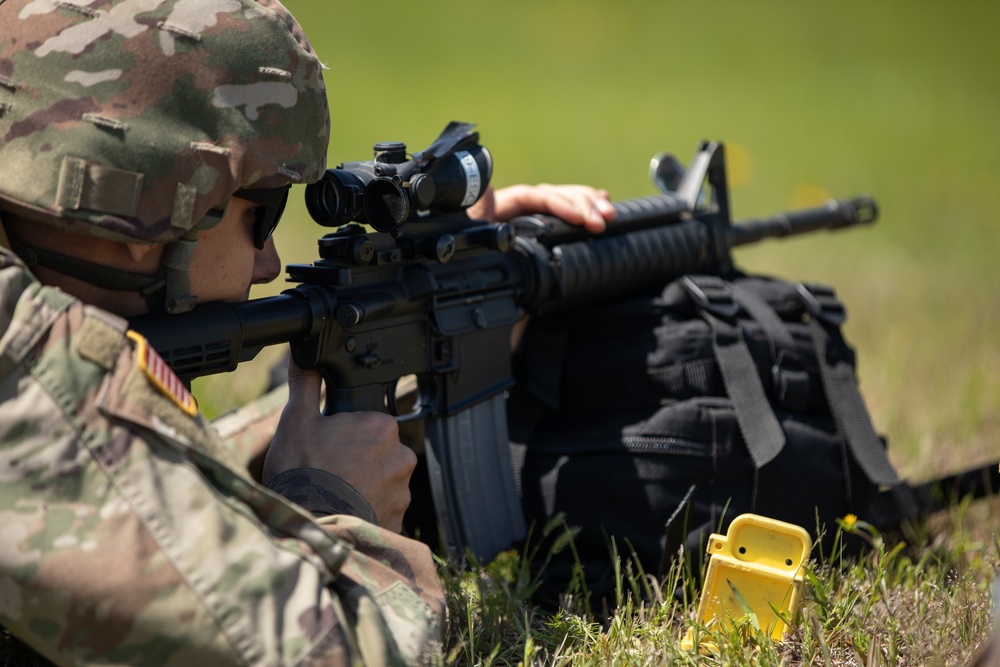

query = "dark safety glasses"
[233,184,291,250]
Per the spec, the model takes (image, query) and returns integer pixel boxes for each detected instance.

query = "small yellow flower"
[842,513,858,528]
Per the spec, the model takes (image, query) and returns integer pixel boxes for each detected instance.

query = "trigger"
[385,378,399,416]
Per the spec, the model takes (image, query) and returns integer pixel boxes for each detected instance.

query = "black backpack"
[509,271,904,605]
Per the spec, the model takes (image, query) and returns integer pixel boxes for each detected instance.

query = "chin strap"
[2,209,223,315]
[8,234,171,312]
[6,230,210,315]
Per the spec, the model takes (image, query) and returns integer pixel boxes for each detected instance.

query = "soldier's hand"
[468,183,616,350]
[468,183,616,232]
[262,360,416,533]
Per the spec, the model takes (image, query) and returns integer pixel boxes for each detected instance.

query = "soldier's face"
[187,196,282,303]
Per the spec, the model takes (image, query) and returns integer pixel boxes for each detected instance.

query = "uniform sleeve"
[213,384,381,525]
[212,382,287,481]
[266,468,379,524]
[0,289,445,666]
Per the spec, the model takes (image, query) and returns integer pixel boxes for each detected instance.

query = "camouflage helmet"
[0,0,330,245]
[0,0,330,314]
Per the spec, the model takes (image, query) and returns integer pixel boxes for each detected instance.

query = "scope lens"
[363,178,409,232]
[305,170,353,227]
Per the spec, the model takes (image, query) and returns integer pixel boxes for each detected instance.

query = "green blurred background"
[200,1,1000,481]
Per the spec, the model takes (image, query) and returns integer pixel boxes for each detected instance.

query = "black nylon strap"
[8,236,168,311]
[8,236,162,291]
[682,276,785,514]
[730,282,796,350]
[797,283,900,486]
[683,276,786,469]
[868,460,1000,530]
[731,281,811,412]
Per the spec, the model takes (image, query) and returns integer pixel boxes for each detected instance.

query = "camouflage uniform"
[0,0,446,664]
[0,250,445,664]
[214,381,288,482]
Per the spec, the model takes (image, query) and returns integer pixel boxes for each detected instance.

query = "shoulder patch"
[126,330,198,416]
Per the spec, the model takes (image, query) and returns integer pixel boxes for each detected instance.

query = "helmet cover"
[0,0,330,243]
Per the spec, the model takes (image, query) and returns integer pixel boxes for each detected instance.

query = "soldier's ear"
[125,242,157,265]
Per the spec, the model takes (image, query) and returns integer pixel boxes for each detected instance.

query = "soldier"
[0,0,614,664]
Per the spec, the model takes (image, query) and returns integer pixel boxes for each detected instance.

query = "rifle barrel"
[726,196,877,248]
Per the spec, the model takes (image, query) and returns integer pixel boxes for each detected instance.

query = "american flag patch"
[126,331,198,416]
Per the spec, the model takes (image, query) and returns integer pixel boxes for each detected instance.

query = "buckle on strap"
[681,275,740,318]
[771,352,810,413]
[796,283,847,326]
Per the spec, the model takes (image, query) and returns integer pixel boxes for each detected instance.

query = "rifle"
[129,122,879,563]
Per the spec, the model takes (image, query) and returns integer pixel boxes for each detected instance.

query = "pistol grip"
[325,383,388,415]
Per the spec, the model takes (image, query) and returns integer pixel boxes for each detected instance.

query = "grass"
[438,501,999,666]
[193,2,1000,664]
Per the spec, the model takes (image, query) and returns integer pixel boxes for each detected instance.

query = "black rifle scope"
[304,122,493,233]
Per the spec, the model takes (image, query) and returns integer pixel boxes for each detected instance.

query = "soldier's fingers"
[284,357,324,413]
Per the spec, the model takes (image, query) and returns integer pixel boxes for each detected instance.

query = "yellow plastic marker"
[681,514,812,651]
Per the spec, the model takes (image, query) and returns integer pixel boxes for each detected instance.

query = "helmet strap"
[5,234,189,314]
